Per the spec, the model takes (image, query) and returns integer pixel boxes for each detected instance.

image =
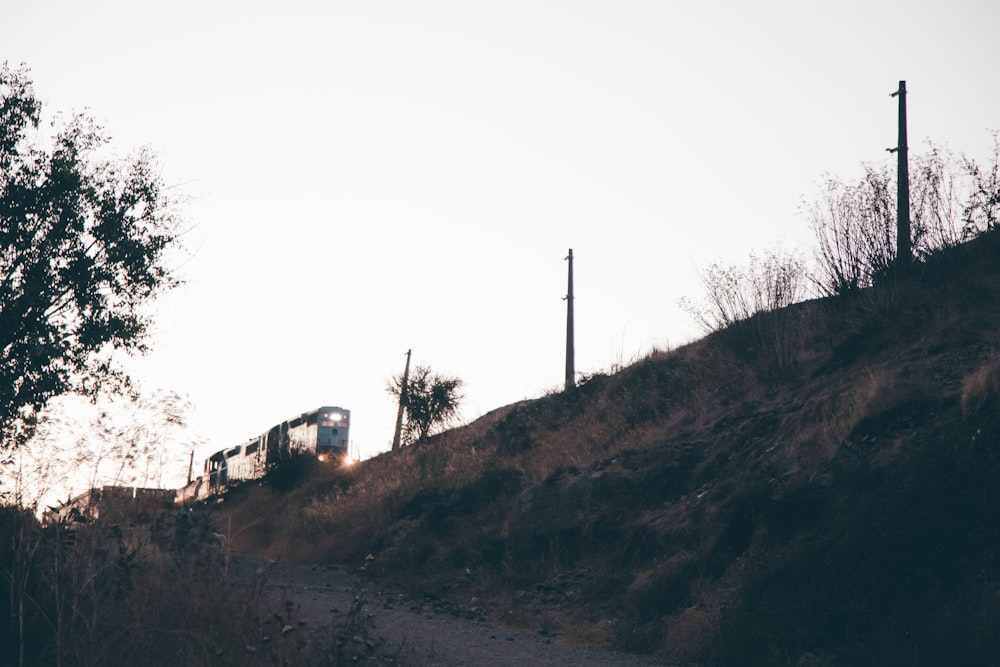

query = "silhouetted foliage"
[264,448,320,492]
[962,131,1000,234]
[387,364,463,446]
[806,137,1000,296]
[0,499,326,667]
[679,244,812,370]
[680,244,807,334]
[0,64,181,446]
[808,163,896,295]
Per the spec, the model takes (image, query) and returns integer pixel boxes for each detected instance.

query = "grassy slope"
[225,229,1000,666]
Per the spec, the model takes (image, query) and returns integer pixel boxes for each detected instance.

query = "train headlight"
[330,412,341,421]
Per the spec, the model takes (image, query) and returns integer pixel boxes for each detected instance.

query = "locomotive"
[176,406,350,504]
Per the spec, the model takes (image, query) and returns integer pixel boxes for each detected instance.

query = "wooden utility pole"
[889,80,911,268]
[564,249,575,391]
[391,349,411,452]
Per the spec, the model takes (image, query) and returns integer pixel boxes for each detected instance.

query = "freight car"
[176,406,350,504]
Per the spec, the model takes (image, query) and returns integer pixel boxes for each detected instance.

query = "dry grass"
[660,604,719,665]
[0,482,398,666]
[0,502,334,666]
[205,229,1000,665]
[11,235,999,665]
[960,353,1000,419]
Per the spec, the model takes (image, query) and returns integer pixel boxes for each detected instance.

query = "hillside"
[222,229,1000,666]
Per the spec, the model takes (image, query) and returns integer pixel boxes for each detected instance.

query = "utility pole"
[888,80,911,268]
[391,349,411,452]
[564,249,575,391]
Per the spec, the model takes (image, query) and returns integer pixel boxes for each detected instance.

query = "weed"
[960,353,1000,418]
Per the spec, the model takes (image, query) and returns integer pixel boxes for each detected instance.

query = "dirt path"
[237,557,661,666]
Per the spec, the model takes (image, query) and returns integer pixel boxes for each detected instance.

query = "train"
[176,406,350,504]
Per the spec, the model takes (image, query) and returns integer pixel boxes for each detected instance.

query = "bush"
[807,164,896,296]
[960,354,1000,419]
[1,502,264,665]
[680,245,808,369]
[0,498,380,666]
[264,449,320,492]
[681,245,807,335]
[807,136,1000,296]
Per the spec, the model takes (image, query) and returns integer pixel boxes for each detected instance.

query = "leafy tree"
[0,64,181,446]
[387,364,463,446]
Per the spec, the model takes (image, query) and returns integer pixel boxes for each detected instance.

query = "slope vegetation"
[225,229,1000,666]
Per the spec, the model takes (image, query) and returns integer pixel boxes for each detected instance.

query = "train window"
[245,442,259,455]
[225,447,242,458]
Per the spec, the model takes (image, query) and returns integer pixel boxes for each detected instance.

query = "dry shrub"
[659,604,719,664]
[960,354,1000,418]
[0,502,342,667]
[846,366,897,429]
[250,439,494,565]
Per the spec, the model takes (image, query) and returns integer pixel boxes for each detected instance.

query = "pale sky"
[4,1,999,479]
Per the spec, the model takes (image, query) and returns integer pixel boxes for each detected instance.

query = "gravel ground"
[237,557,663,666]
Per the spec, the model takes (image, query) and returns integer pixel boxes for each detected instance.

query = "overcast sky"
[5,0,999,480]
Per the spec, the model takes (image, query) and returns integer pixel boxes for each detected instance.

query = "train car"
[261,406,351,463]
[176,406,350,504]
